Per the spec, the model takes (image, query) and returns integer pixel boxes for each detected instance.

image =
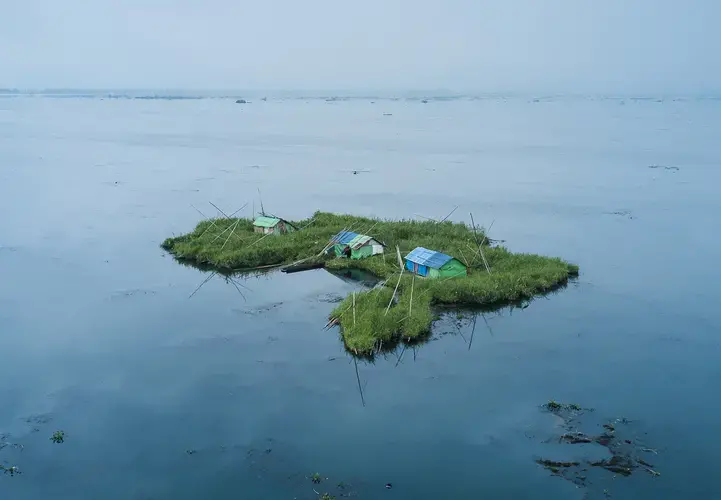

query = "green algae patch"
[162,211,578,355]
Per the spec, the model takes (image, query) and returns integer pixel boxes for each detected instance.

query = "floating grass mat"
[162,211,579,355]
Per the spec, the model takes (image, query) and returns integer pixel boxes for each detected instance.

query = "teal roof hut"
[347,234,385,259]
[253,216,296,235]
[404,247,467,278]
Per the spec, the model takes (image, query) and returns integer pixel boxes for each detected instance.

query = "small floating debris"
[317,293,344,303]
[383,113,392,116]
[110,288,157,299]
[648,165,679,171]
[604,210,634,220]
[236,302,283,316]
[311,472,323,484]
[235,99,248,104]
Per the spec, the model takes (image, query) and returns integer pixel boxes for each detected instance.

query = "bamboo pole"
[210,221,236,243]
[385,269,404,316]
[209,201,230,218]
[257,188,265,215]
[438,205,459,223]
[195,202,247,239]
[468,314,477,351]
[458,248,470,268]
[409,274,415,316]
[353,357,366,407]
[470,212,491,274]
[189,271,217,299]
[220,219,240,251]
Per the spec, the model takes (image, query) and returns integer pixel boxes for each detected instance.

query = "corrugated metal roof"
[333,231,359,244]
[405,247,454,269]
[253,216,281,228]
[348,234,376,249]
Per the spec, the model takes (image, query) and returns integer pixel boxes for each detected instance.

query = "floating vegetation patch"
[235,301,284,316]
[181,438,363,498]
[648,165,680,172]
[50,430,66,444]
[535,402,661,496]
[164,211,578,356]
[0,465,20,476]
[316,293,346,304]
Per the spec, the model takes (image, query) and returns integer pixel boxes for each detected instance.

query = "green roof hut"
[253,216,296,235]
[404,247,467,278]
[327,231,384,259]
[328,231,359,257]
[347,234,384,259]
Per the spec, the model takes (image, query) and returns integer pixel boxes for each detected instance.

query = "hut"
[328,231,359,256]
[404,247,467,278]
[327,231,384,259]
[346,234,384,259]
[253,216,296,235]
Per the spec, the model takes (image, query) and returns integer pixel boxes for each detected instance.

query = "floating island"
[162,211,578,355]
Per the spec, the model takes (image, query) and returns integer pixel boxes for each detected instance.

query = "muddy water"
[1,95,720,499]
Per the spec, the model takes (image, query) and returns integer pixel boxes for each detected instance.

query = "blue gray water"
[1,94,720,499]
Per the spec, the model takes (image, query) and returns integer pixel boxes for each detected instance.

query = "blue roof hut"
[404,247,467,278]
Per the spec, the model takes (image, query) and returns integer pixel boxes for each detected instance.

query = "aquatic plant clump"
[163,211,578,355]
[50,430,65,444]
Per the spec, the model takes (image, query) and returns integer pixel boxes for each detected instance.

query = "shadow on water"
[172,256,280,278]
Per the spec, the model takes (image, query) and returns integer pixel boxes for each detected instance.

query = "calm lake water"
[1,94,720,499]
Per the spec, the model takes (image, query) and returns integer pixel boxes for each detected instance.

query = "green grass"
[163,211,579,355]
[161,211,490,271]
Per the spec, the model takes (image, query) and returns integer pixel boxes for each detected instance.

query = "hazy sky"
[1,0,720,92]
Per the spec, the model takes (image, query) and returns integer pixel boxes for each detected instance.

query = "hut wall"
[332,244,346,257]
[351,245,373,260]
[405,260,429,276]
[438,259,467,278]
